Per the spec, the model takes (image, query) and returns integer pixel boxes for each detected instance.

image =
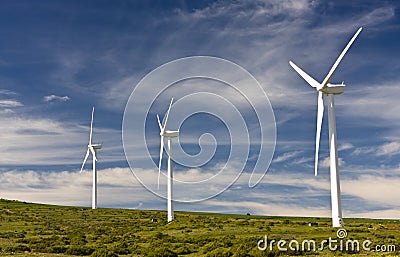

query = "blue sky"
[0,0,400,219]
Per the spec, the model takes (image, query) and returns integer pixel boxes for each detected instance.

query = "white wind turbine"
[80,107,102,210]
[289,27,362,227]
[157,98,179,222]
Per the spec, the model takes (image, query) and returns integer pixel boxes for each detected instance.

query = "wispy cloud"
[273,151,301,163]
[0,168,147,207]
[338,143,354,151]
[43,94,71,103]
[376,141,400,156]
[352,141,400,157]
[0,99,23,108]
[0,115,122,165]
[0,89,18,95]
[319,157,345,168]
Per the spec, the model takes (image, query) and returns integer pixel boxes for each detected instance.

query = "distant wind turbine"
[289,27,362,227]
[80,107,102,210]
[157,98,179,222]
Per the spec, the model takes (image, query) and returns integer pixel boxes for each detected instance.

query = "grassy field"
[0,199,398,256]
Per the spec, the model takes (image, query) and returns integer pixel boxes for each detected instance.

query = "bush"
[206,248,233,257]
[129,244,145,255]
[153,231,166,240]
[4,244,31,253]
[91,248,118,257]
[175,245,194,254]
[111,241,131,255]
[65,245,94,256]
[202,242,224,253]
[146,246,178,257]
[232,244,252,257]
[70,234,88,245]
[51,245,67,253]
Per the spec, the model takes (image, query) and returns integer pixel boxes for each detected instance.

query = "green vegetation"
[0,199,398,256]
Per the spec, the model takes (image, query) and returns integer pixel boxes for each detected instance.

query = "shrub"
[69,234,88,245]
[206,248,233,257]
[129,244,145,255]
[110,241,131,255]
[51,245,67,253]
[232,244,252,257]
[65,245,94,256]
[153,231,166,240]
[175,245,194,254]
[202,242,224,253]
[146,246,178,257]
[4,244,31,253]
[91,248,118,257]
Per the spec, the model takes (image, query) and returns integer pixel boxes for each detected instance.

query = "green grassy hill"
[0,199,398,256]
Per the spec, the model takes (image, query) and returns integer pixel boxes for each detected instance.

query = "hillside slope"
[0,199,398,256]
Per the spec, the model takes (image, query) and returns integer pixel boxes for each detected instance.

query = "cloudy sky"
[0,0,400,220]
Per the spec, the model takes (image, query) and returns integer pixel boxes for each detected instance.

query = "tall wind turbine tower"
[157,98,179,222]
[289,27,362,227]
[80,107,102,209]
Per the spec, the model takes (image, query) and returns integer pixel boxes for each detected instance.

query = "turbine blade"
[319,27,363,90]
[89,107,94,145]
[158,136,164,189]
[90,147,97,162]
[162,98,174,132]
[157,115,162,131]
[315,92,324,176]
[80,149,90,173]
[289,61,320,88]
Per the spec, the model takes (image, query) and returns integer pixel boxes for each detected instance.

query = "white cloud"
[273,151,301,163]
[351,209,400,220]
[0,89,18,95]
[376,141,400,156]
[0,115,122,165]
[319,157,345,168]
[352,141,400,157]
[338,143,354,151]
[358,6,395,26]
[43,94,70,102]
[0,99,23,108]
[341,175,400,207]
[0,108,15,114]
[0,168,148,207]
[205,200,330,217]
[352,146,376,156]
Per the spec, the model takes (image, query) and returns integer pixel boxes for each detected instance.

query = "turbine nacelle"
[161,130,179,138]
[89,143,102,150]
[320,83,345,95]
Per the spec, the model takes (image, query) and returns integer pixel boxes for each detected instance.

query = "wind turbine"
[289,27,362,227]
[157,98,179,222]
[80,107,102,210]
